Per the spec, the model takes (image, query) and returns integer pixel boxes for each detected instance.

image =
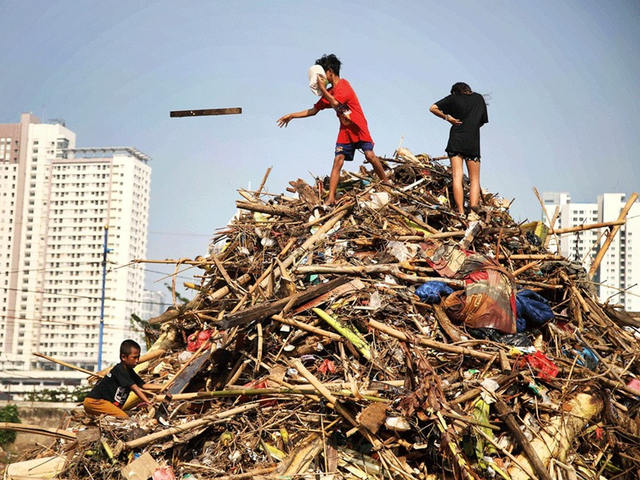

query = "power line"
[1,265,197,282]
[149,230,212,237]
[0,285,172,306]
[2,314,147,331]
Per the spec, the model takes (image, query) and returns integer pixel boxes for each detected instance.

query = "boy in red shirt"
[278,54,390,205]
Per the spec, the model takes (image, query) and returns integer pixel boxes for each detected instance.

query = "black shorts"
[447,151,481,162]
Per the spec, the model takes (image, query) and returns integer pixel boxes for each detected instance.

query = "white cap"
[308,65,326,96]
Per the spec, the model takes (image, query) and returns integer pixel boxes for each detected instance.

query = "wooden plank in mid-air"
[170,107,242,118]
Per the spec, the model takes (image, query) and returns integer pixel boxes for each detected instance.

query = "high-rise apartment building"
[1,114,151,376]
[543,192,640,312]
[140,290,167,322]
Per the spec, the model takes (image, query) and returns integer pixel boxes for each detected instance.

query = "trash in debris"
[9,148,639,480]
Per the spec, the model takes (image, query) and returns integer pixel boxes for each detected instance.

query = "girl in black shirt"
[430,82,488,218]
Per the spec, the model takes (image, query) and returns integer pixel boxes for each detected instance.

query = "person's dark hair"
[450,82,473,95]
[120,339,141,357]
[316,54,341,76]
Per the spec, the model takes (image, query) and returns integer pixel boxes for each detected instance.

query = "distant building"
[140,290,167,322]
[543,192,639,311]
[0,114,151,378]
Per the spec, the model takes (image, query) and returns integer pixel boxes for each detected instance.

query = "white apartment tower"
[543,192,640,312]
[1,114,151,374]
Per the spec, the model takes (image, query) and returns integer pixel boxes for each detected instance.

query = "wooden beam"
[170,107,242,118]
[218,277,349,329]
[34,353,103,379]
[0,422,76,440]
[588,192,638,279]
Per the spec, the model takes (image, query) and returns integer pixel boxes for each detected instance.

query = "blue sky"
[1,1,638,295]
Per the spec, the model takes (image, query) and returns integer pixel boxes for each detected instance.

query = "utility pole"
[97,225,112,371]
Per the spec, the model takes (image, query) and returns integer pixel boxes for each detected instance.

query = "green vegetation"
[25,385,89,403]
[0,404,21,446]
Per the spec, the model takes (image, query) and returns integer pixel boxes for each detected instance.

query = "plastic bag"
[415,281,453,303]
[308,65,325,96]
[516,289,554,332]
[187,330,212,352]
[468,328,534,348]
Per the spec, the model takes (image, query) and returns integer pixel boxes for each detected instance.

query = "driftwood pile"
[6,149,640,480]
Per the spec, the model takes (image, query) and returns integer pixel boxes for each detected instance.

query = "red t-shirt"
[314,78,373,144]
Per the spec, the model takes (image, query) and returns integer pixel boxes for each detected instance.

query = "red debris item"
[516,351,559,380]
[187,330,212,352]
[627,378,640,395]
[152,467,176,480]
[239,380,278,407]
[595,426,604,441]
[317,359,336,375]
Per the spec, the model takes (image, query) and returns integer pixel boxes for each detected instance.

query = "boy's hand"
[277,114,293,128]
[317,74,328,93]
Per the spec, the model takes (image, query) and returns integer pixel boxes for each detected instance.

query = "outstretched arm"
[277,108,319,128]
[130,383,153,404]
[429,104,462,125]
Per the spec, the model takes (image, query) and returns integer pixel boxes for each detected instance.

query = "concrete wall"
[0,401,78,456]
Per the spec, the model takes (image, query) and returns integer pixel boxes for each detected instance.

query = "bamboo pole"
[507,393,604,480]
[34,353,103,379]
[533,187,562,256]
[149,273,253,325]
[125,403,260,449]
[198,466,277,480]
[235,200,298,217]
[387,203,439,234]
[254,166,272,198]
[0,423,76,441]
[313,308,372,360]
[494,396,554,480]
[272,314,343,341]
[544,205,560,249]
[550,220,626,235]
[588,192,638,279]
[368,319,495,361]
[512,261,541,277]
[498,254,564,260]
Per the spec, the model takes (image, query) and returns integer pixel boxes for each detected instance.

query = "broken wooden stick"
[368,319,495,361]
[494,396,553,480]
[170,107,242,117]
[34,353,103,379]
[507,392,604,480]
[125,403,260,449]
[0,423,76,441]
[588,192,638,279]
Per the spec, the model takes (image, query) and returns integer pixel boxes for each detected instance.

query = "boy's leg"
[328,154,346,205]
[362,149,390,185]
[83,397,128,418]
[450,155,465,215]
[465,159,481,209]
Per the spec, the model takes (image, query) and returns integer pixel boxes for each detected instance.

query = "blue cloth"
[516,289,554,332]
[416,281,454,304]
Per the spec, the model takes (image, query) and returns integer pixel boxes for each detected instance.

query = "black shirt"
[86,363,144,406]
[435,92,488,158]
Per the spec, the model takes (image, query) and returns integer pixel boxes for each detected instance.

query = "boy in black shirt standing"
[83,340,157,418]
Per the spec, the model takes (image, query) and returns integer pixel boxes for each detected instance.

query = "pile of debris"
[5,149,640,480]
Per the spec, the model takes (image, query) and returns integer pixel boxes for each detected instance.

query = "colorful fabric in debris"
[422,240,517,333]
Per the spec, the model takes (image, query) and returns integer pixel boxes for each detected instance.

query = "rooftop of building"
[64,146,151,163]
